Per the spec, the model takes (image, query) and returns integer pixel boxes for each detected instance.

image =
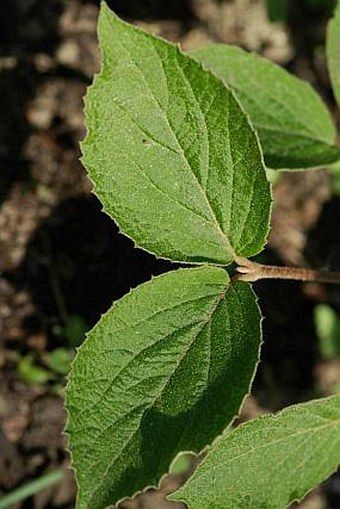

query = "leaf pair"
[66,3,340,509]
[67,6,269,507]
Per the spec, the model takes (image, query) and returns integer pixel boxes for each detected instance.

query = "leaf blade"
[327,1,340,108]
[191,44,340,169]
[66,266,262,509]
[172,394,340,509]
[82,4,271,265]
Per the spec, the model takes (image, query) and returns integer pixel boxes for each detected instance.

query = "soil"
[0,1,340,508]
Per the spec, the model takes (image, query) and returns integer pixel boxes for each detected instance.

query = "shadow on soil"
[8,195,175,339]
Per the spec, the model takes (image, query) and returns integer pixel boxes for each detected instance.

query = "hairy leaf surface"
[191,44,340,169]
[82,4,271,265]
[172,395,340,509]
[327,1,340,108]
[66,267,262,509]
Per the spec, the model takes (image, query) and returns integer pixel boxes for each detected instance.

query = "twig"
[235,257,340,285]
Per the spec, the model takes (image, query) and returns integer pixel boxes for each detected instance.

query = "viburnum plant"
[66,3,340,508]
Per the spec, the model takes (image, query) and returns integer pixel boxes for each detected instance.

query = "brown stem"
[235,257,340,285]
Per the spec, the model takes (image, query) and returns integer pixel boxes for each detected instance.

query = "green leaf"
[330,159,340,195]
[191,44,340,169]
[82,3,271,266]
[327,1,340,108]
[17,354,53,385]
[266,0,290,22]
[46,347,74,375]
[66,266,262,509]
[63,315,88,347]
[172,394,340,509]
[314,304,340,359]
